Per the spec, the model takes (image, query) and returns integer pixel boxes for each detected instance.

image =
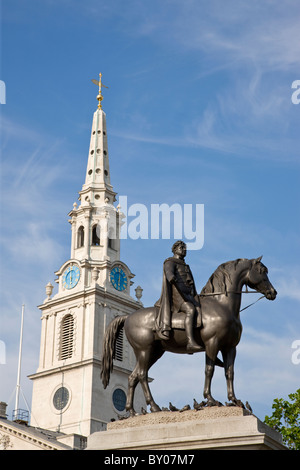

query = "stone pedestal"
[86,407,286,450]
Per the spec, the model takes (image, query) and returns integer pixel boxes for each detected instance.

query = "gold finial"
[91,73,109,109]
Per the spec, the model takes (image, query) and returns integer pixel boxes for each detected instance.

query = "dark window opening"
[77,226,84,248]
[92,225,100,246]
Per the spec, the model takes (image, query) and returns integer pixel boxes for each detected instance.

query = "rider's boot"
[156,329,170,340]
[185,314,203,353]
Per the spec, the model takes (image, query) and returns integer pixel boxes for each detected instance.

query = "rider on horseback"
[155,240,202,353]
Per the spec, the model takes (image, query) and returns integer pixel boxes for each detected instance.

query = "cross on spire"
[91,73,109,109]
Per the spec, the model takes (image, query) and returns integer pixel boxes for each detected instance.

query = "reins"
[199,290,266,313]
[238,295,265,312]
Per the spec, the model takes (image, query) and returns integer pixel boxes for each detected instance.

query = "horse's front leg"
[203,339,219,405]
[222,347,236,402]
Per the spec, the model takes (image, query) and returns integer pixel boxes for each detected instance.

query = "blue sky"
[1,0,299,423]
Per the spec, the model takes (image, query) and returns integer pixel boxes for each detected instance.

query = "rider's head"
[172,240,187,257]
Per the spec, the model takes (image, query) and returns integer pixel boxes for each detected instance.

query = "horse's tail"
[101,315,129,389]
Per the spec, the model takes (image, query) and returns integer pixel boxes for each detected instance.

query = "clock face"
[62,264,80,289]
[110,266,128,291]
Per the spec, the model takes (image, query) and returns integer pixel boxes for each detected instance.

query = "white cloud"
[4,222,64,263]
[236,327,299,398]
[77,1,300,72]
[163,1,300,70]
[274,277,300,302]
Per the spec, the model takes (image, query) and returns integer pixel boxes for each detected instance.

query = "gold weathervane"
[91,73,109,109]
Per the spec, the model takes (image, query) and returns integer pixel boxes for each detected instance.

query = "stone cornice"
[28,357,132,380]
[0,420,70,450]
[39,284,141,314]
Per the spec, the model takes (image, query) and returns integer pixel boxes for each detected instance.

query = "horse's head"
[247,256,277,300]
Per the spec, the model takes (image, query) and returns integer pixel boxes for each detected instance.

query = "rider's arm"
[164,260,176,284]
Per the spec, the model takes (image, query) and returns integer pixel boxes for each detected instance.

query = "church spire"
[79,74,116,207]
[68,74,120,262]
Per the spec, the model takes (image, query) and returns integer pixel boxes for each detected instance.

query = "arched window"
[92,225,100,246]
[77,226,84,248]
[59,314,74,360]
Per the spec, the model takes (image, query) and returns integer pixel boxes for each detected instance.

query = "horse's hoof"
[204,397,223,407]
[205,399,217,407]
[150,404,161,413]
[229,399,245,408]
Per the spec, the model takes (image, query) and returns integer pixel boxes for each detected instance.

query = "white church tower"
[29,75,145,437]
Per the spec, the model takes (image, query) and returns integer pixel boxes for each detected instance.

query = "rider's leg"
[181,302,202,352]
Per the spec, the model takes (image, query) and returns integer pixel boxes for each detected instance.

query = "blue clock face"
[63,264,80,289]
[110,266,128,291]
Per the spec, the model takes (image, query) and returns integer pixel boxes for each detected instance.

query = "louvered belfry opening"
[114,327,123,361]
[60,314,74,360]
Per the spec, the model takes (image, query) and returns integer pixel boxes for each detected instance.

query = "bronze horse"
[101,257,277,415]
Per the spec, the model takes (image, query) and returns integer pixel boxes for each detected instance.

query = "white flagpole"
[15,304,25,415]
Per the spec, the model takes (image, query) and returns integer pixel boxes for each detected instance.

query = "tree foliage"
[264,389,300,450]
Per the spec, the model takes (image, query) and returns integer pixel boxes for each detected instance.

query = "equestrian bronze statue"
[101,242,277,416]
